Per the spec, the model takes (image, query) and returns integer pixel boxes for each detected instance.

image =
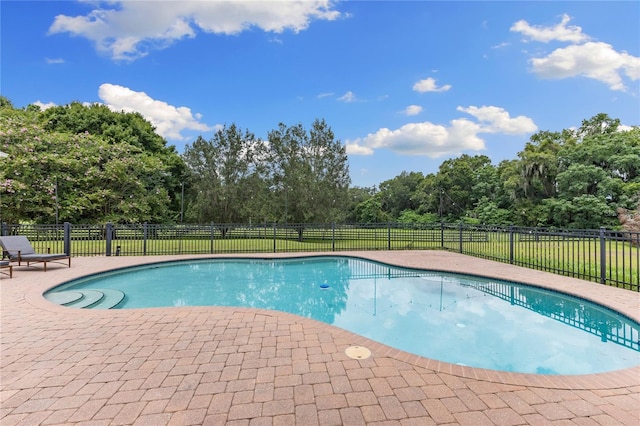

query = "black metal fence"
[1,222,638,291]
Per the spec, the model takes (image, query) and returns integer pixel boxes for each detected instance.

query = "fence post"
[1,222,7,236]
[509,225,514,264]
[273,223,277,253]
[440,221,444,248]
[387,223,391,250]
[458,222,463,253]
[143,222,148,256]
[105,222,112,256]
[214,222,216,254]
[332,223,335,252]
[63,222,71,256]
[599,227,607,285]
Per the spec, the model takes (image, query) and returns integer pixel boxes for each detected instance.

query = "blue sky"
[2,1,639,188]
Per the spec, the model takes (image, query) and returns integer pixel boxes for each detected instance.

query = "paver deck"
[1,251,639,425]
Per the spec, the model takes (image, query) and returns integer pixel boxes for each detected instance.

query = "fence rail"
[1,222,638,291]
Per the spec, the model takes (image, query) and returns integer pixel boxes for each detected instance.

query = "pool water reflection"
[48,256,640,375]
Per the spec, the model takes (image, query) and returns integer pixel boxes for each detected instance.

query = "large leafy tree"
[344,186,377,222]
[41,102,168,153]
[352,196,389,223]
[549,117,639,228]
[40,102,187,217]
[265,120,350,230]
[181,119,350,232]
[518,130,569,201]
[306,119,351,222]
[377,171,424,219]
[512,115,639,228]
[434,155,495,220]
[182,125,267,224]
[0,100,183,223]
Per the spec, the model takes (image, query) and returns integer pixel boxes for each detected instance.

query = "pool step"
[90,289,126,309]
[45,289,125,309]
[45,291,84,306]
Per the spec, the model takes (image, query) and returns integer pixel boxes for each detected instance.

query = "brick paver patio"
[1,251,639,425]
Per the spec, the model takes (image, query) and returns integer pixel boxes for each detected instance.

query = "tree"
[576,113,621,139]
[40,102,187,216]
[470,197,513,225]
[182,125,266,226]
[556,164,609,199]
[541,196,616,229]
[344,186,377,222]
[397,210,438,224]
[518,130,568,200]
[306,119,351,223]
[434,155,494,219]
[353,195,389,223]
[0,96,13,109]
[377,171,424,219]
[0,101,183,223]
[181,119,350,233]
[559,127,640,185]
[547,122,640,229]
[265,120,350,238]
[41,102,168,153]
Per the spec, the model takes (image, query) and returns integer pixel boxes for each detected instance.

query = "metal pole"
[63,222,71,256]
[105,222,112,256]
[599,227,607,285]
[273,223,277,253]
[509,225,515,264]
[55,180,59,226]
[180,182,184,223]
[332,223,335,252]
[143,223,148,256]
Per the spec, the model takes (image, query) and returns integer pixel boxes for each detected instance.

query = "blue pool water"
[48,256,640,375]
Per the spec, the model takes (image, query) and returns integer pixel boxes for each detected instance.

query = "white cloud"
[346,143,375,156]
[457,105,538,134]
[346,106,536,157]
[491,42,510,49]
[45,58,65,64]
[402,105,423,116]
[98,83,213,140]
[510,14,589,43]
[511,14,639,91]
[33,101,57,110]
[48,1,342,61]
[338,91,357,103]
[413,77,451,93]
[317,92,334,99]
[346,119,484,157]
[530,42,640,91]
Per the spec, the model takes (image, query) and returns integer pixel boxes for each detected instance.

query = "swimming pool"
[46,256,640,375]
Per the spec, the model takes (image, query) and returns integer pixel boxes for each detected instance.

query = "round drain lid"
[345,346,371,360]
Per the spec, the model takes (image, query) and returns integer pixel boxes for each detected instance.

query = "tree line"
[1,97,638,230]
[367,114,639,229]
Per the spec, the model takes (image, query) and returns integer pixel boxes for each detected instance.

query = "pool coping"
[19,250,640,390]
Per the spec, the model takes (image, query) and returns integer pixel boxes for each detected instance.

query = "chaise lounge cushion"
[0,236,70,271]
